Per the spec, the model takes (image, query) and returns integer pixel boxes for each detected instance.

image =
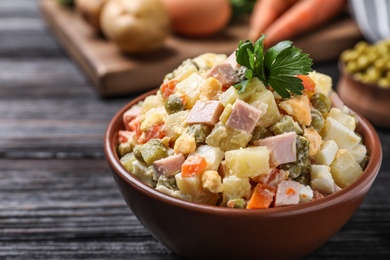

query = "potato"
[249,90,281,127]
[75,0,108,31]
[225,146,270,178]
[330,149,363,188]
[100,0,170,53]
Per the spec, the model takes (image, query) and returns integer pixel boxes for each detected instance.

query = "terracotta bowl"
[337,62,390,128]
[104,89,382,260]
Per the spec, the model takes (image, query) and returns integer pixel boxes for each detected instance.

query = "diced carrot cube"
[246,183,276,209]
[182,156,208,177]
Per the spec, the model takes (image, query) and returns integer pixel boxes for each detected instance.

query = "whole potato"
[100,0,170,53]
[75,0,108,31]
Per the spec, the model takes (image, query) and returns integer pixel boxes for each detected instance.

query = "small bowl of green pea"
[337,40,390,128]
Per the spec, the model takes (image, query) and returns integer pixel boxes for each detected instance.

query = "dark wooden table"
[1,1,389,259]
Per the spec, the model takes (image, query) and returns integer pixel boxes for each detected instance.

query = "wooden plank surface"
[0,0,389,259]
[40,0,362,97]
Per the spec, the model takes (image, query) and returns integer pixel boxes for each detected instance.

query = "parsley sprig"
[234,35,313,98]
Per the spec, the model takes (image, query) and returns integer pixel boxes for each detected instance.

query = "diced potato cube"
[141,93,164,114]
[310,165,335,194]
[201,170,223,193]
[321,117,361,152]
[140,106,167,131]
[314,140,339,166]
[219,86,239,107]
[219,103,233,124]
[225,146,270,178]
[175,173,202,196]
[330,149,363,188]
[192,53,227,70]
[249,90,281,127]
[299,184,313,203]
[304,127,323,157]
[206,122,251,151]
[165,110,189,141]
[238,77,267,101]
[279,94,312,126]
[171,59,198,82]
[191,145,224,171]
[199,77,223,101]
[308,71,332,97]
[327,108,356,131]
[350,143,367,164]
[176,72,203,109]
[222,175,251,203]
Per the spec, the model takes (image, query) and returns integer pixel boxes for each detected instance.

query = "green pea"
[165,95,184,114]
[310,93,331,114]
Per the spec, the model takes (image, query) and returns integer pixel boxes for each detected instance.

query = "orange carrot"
[118,130,133,144]
[246,183,276,209]
[249,0,299,41]
[297,74,316,94]
[160,79,177,100]
[128,115,142,139]
[138,122,166,144]
[182,156,208,177]
[263,0,346,47]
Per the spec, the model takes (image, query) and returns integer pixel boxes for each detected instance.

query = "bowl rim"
[104,89,382,217]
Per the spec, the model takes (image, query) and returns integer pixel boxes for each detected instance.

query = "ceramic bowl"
[104,89,382,260]
[337,62,390,128]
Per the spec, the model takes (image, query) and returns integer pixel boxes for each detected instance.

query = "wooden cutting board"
[40,0,362,97]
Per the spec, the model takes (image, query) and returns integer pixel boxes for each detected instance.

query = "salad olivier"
[117,37,368,209]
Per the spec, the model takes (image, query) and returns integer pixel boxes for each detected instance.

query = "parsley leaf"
[234,35,313,98]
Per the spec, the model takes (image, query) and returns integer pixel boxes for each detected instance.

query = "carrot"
[138,122,166,144]
[182,155,208,177]
[263,0,347,47]
[118,130,133,144]
[128,115,142,139]
[160,79,177,100]
[297,74,316,94]
[248,0,299,41]
[246,183,276,209]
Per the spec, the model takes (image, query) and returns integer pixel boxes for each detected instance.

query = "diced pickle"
[206,123,251,151]
[118,142,133,157]
[187,124,213,146]
[227,198,246,208]
[133,145,144,162]
[310,109,324,132]
[250,125,273,144]
[280,136,311,185]
[138,139,168,165]
[165,94,185,114]
[157,175,178,191]
[310,92,331,113]
[120,152,137,173]
[269,115,303,135]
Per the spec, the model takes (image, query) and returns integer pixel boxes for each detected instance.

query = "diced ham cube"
[153,154,185,177]
[274,180,300,207]
[186,100,224,125]
[123,106,142,130]
[205,63,239,87]
[224,52,238,69]
[253,132,297,167]
[256,168,288,187]
[225,99,262,133]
